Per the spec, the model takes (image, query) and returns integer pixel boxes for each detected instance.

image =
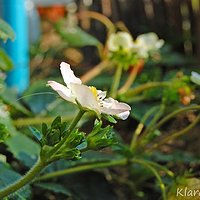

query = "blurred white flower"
[191,71,200,85]
[0,103,9,118]
[47,62,131,120]
[133,32,164,58]
[107,32,134,52]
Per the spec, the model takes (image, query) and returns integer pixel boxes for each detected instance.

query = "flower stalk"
[136,105,200,148]
[36,158,168,200]
[118,60,144,94]
[147,114,200,151]
[78,11,115,36]
[37,158,127,181]
[122,81,171,99]
[148,105,200,135]
[130,105,160,150]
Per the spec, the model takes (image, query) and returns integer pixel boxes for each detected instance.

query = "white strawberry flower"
[107,32,134,52]
[191,71,200,85]
[47,62,131,120]
[133,32,164,58]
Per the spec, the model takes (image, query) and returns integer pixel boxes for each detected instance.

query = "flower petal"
[101,97,131,120]
[97,90,107,101]
[191,72,200,85]
[47,81,75,103]
[60,62,82,88]
[107,32,134,52]
[116,111,130,120]
[70,83,101,115]
[134,32,164,59]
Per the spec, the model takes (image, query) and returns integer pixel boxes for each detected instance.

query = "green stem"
[36,158,167,200]
[0,157,45,199]
[140,160,174,177]
[118,60,144,95]
[78,11,115,36]
[137,104,165,147]
[132,159,166,200]
[37,157,167,200]
[0,110,86,198]
[149,105,200,135]
[123,95,146,103]
[118,65,138,94]
[110,65,123,98]
[130,106,160,150]
[148,114,200,151]
[123,82,171,98]
[68,110,85,132]
[37,158,127,181]
[144,104,165,134]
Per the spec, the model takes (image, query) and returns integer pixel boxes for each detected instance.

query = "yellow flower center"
[89,86,98,98]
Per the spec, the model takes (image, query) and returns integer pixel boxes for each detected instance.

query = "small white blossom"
[107,32,134,52]
[0,103,9,118]
[191,71,200,85]
[133,32,164,58]
[47,62,131,120]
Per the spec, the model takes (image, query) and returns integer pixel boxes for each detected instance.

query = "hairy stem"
[132,159,166,200]
[137,105,200,148]
[36,157,167,200]
[130,105,160,150]
[0,157,45,198]
[122,82,171,99]
[148,114,200,151]
[137,104,165,147]
[118,60,144,94]
[149,105,200,135]
[37,158,127,181]
[78,11,115,35]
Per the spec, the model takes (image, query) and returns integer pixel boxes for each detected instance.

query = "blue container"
[0,0,29,94]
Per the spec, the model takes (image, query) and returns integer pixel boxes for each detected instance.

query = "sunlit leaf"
[5,133,40,167]
[0,48,13,71]
[56,22,100,47]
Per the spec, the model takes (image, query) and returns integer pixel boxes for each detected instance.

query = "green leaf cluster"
[87,120,117,150]
[0,18,14,72]
[30,116,67,146]
[0,49,13,71]
[109,49,138,70]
